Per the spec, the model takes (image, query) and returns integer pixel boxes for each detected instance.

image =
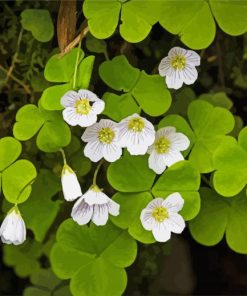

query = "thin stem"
[72,39,82,89]
[5,27,23,85]
[59,148,67,165]
[93,159,104,186]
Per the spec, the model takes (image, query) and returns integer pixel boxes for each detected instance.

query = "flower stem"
[59,148,67,165]
[93,159,104,186]
[72,39,82,89]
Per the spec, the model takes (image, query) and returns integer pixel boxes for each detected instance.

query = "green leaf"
[44,49,84,83]
[13,105,45,141]
[40,83,71,111]
[0,137,22,171]
[3,240,43,277]
[21,9,54,42]
[51,219,137,296]
[210,0,247,36]
[2,160,37,204]
[83,0,121,39]
[131,72,172,116]
[111,192,155,243]
[199,92,233,110]
[152,161,201,220]
[213,135,247,197]
[120,1,161,42]
[86,33,107,53]
[188,100,235,173]
[159,0,215,49]
[76,55,95,89]
[20,170,61,242]
[107,152,156,192]
[99,55,140,92]
[103,92,140,121]
[189,188,247,254]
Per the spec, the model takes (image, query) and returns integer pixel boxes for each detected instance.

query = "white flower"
[159,47,200,89]
[61,89,105,127]
[61,164,82,201]
[148,127,190,174]
[82,119,122,162]
[140,193,185,242]
[71,185,120,226]
[118,113,155,155]
[0,207,26,245]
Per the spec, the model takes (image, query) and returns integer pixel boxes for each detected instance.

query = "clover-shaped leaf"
[111,192,155,243]
[20,170,61,242]
[14,104,71,153]
[51,219,137,296]
[152,161,201,221]
[107,152,156,192]
[189,188,247,254]
[188,100,235,173]
[213,130,247,197]
[21,9,54,42]
[3,240,43,277]
[0,137,22,171]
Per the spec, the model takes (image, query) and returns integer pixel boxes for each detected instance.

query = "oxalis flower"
[148,127,190,174]
[118,113,155,155]
[61,89,105,127]
[71,185,120,226]
[0,206,26,245]
[140,193,185,242]
[158,47,200,89]
[61,164,82,201]
[82,119,122,162]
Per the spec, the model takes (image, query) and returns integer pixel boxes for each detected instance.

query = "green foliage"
[51,219,137,296]
[21,9,54,42]
[100,55,171,117]
[189,188,247,254]
[14,104,71,152]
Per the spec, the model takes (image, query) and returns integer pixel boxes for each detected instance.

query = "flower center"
[171,55,186,70]
[98,128,115,144]
[128,117,145,132]
[154,136,170,154]
[75,98,91,115]
[152,206,168,222]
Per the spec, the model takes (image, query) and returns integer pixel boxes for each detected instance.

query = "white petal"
[91,100,105,115]
[182,66,198,85]
[62,108,80,126]
[14,218,26,245]
[148,152,167,174]
[156,127,176,138]
[108,199,120,216]
[168,132,190,151]
[71,197,93,225]
[168,47,187,58]
[163,150,184,167]
[84,189,109,206]
[158,56,171,77]
[152,221,171,242]
[81,123,100,142]
[167,213,185,234]
[78,89,99,102]
[84,141,103,162]
[185,50,200,66]
[162,192,184,213]
[103,144,122,162]
[92,204,109,226]
[166,70,184,90]
[127,143,149,155]
[77,112,97,127]
[140,209,156,231]
[145,198,164,210]
[61,167,82,201]
[61,91,78,107]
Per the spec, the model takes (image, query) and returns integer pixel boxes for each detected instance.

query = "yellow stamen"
[75,98,91,115]
[98,128,115,144]
[154,136,170,154]
[152,206,168,222]
[171,55,186,70]
[128,117,145,132]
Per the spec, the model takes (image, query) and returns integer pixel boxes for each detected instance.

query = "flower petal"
[62,108,80,126]
[162,192,184,213]
[108,199,120,216]
[165,70,184,90]
[61,91,78,107]
[71,198,93,225]
[163,150,184,167]
[103,144,122,162]
[168,132,190,151]
[84,190,109,206]
[140,209,156,231]
[168,47,187,58]
[77,112,97,127]
[91,100,105,115]
[92,204,109,226]
[158,56,171,77]
[182,66,198,85]
[61,167,82,201]
[148,152,167,174]
[81,123,100,142]
[84,141,103,162]
[185,50,200,66]
[152,222,171,242]
[78,89,99,102]
[156,126,176,138]
[167,213,185,234]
